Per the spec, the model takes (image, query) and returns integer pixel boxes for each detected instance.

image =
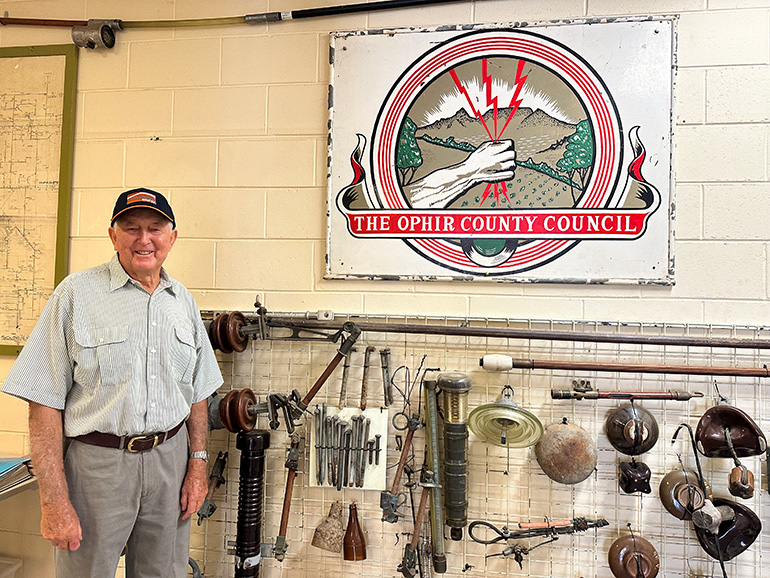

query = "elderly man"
[2,188,223,578]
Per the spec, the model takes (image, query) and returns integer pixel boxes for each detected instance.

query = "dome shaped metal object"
[534,420,596,485]
[608,534,659,578]
[605,404,659,456]
[659,469,712,520]
[694,497,761,561]
[468,386,543,448]
[695,404,766,458]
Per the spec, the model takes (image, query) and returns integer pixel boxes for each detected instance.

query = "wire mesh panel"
[191,313,770,578]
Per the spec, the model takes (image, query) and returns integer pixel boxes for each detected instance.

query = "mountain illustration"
[415,106,578,171]
[399,105,587,210]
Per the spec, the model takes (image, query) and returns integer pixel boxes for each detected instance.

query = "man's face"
[108,208,177,281]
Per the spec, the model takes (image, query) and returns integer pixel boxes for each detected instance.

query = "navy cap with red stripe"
[111,188,176,229]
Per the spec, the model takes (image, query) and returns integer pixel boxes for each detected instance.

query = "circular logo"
[369,29,623,275]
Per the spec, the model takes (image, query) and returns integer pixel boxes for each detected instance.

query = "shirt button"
[150,402,157,408]
[151,348,157,354]
[150,375,156,380]
[99,337,104,343]
[152,321,157,327]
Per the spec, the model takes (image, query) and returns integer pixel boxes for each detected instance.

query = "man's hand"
[408,139,517,209]
[41,500,82,551]
[182,399,210,520]
[29,402,82,551]
[180,458,208,519]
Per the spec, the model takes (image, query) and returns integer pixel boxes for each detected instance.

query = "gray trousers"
[55,431,191,578]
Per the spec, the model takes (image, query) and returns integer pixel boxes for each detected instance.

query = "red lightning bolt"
[498,59,528,139]
[449,59,528,207]
[482,59,499,139]
[450,68,494,141]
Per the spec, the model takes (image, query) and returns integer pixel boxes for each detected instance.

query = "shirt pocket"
[170,325,196,393]
[73,325,132,389]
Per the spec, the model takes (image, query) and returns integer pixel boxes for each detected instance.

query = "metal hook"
[671,423,708,496]
[627,524,644,578]
[714,380,729,405]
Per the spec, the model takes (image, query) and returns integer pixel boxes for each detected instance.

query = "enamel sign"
[326,19,675,283]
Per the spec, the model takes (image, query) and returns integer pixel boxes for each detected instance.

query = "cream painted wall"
[0,0,768,576]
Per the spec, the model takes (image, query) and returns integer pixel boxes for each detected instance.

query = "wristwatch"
[189,450,209,462]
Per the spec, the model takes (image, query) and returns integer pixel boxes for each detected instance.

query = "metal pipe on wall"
[258,316,770,351]
[0,0,469,29]
[234,315,770,378]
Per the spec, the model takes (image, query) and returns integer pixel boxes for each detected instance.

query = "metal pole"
[259,316,770,351]
[0,0,468,28]
[518,357,769,378]
[423,377,446,574]
[248,317,770,377]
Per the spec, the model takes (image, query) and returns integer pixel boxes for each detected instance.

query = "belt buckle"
[126,433,160,453]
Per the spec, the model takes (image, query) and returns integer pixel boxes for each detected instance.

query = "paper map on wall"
[0,53,67,349]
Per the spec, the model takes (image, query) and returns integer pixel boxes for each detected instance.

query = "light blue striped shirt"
[2,254,223,437]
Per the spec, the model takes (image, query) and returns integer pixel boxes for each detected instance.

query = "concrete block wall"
[0,0,768,575]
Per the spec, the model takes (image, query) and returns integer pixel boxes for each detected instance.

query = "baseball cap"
[111,188,176,229]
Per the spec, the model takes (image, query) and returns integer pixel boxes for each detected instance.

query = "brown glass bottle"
[343,502,366,561]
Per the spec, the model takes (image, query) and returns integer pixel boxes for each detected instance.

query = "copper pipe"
[390,428,416,497]
[274,435,301,561]
[518,519,571,530]
[302,351,344,406]
[278,468,296,537]
[410,484,431,551]
[516,358,769,378]
[0,17,87,26]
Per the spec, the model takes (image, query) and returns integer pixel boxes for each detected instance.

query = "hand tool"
[398,464,433,577]
[329,415,339,487]
[551,379,704,401]
[314,406,322,485]
[359,417,371,487]
[197,450,228,525]
[319,403,327,485]
[341,428,352,490]
[380,348,393,406]
[469,517,609,569]
[339,347,356,409]
[381,414,421,523]
[361,345,376,410]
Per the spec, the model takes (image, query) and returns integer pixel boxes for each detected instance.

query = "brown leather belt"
[73,421,185,453]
